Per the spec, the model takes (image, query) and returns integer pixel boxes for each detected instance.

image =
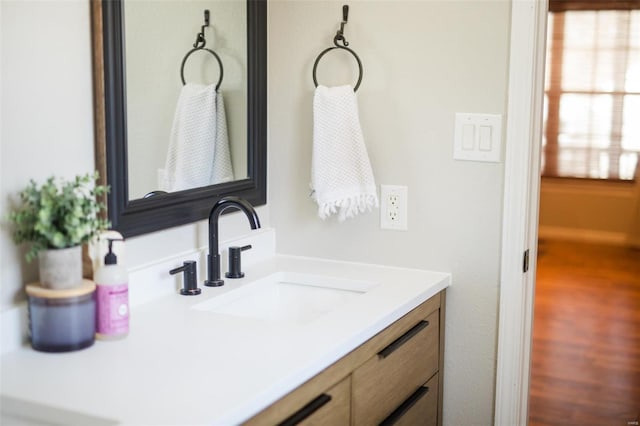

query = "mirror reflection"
[123,0,248,199]
[96,0,265,237]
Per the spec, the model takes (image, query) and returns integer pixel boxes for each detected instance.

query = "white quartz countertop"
[1,254,450,425]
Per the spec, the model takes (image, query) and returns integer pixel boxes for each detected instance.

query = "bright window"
[542,7,640,180]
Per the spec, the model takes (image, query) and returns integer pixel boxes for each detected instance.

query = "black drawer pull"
[378,320,429,359]
[278,393,332,426]
[379,386,430,426]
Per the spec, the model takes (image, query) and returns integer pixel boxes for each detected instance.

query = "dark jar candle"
[26,280,96,353]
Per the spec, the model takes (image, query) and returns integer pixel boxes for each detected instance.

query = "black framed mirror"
[92,0,266,238]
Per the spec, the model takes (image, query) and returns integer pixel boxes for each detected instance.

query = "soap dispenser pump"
[95,238,129,340]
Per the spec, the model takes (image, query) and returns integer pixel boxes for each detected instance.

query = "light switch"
[462,124,475,150]
[453,113,502,162]
[479,125,492,151]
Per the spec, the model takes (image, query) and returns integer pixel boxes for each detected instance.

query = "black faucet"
[205,196,261,287]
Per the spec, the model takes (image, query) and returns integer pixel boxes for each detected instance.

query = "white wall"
[0,0,268,313]
[1,0,96,311]
[267,1,511,425]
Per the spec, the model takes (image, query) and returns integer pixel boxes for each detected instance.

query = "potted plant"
[9,172,109,289]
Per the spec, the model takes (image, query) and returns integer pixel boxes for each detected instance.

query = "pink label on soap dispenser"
[96,284,129,336]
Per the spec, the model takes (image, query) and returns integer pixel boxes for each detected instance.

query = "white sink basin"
[192,272,378,324]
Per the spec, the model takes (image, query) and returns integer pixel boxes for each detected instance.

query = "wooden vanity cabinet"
[352,308,439,425]
[379,373,439,426]
[245,290,445,426]
[273,377,351,426]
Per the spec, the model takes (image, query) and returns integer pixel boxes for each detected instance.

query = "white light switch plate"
[453,113,502,162]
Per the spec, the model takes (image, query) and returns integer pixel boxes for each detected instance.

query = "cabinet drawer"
[277,376,350,426]
[352,309,439,425]
[380,373,438,426]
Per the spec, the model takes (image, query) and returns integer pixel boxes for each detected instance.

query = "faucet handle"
[170,261,201,296]
[226,245,252,279]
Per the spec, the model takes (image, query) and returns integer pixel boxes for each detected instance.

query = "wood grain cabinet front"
[379,373,439,426]
[244,377,350,426]
[278,377,351,426]
[352,309,439,425]
[245,290,445,426]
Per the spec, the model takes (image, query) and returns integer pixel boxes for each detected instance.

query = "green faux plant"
[9,172,110,262]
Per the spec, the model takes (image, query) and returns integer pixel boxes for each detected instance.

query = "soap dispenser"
[95,238,129,340]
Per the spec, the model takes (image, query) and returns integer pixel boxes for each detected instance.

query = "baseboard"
[538,226,627,246]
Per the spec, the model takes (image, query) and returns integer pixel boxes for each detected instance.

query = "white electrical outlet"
[380,185,408,230]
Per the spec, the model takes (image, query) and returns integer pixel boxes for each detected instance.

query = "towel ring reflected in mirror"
[180,47,224,90]
[312,45,363,92]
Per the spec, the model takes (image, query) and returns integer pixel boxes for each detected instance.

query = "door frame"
[495,1,548,424]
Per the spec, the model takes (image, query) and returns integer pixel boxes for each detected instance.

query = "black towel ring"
[312,45,363,92]
[312,5,363,92]
[180,47,224,90]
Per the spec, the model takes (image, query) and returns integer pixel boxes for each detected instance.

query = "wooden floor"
[529,240,640,426]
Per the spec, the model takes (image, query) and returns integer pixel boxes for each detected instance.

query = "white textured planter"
[38,246,83,289]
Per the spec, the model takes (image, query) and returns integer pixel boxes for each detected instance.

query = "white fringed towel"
[210,90,234,184]
[311,84,378,221]
[159,83,234,192]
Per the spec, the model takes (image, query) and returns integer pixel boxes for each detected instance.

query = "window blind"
[550,1,640,12]
[542,8,640,180]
